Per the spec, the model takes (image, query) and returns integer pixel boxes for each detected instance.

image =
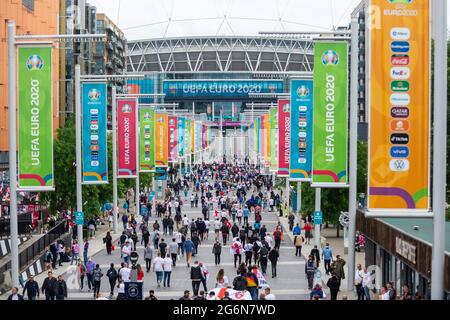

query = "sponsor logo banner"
[312,42,349,185]
[290,80,313,181]
[139,108,155,172]
[277,99,290,176]
[82,83,108,184]
[368,0,430,210]
[155,113,168,167]
[18,46,54,190]
[117,99,138,177]
[178,117,185,157]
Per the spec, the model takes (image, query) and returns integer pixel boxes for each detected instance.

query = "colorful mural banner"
[277,99,290,177]
[139,108,155,172]
[190,120,195,154]
[81,83,108,184]
[312,41,349,187]
[255,117,261,157]
[269,107,278,172]
[17,46,54,190]
[168,116,178,162]
[264,114,270,167]
[155,113,169,167]
[290,79,314,181]
[367,0,430,211]
[117,99,138,178]
[178,117,185,157]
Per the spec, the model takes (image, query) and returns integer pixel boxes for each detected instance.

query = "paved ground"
[61,199,311,300]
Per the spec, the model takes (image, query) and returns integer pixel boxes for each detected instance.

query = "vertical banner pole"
[314,188,321,249]
[7,21,19,288]
[112,87,118,234]
[431,0,447,300]
[347,15,359,293]
[75,65,84,262]
[297,182,302,215]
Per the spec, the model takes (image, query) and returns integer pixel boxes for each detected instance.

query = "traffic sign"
[74,211,84,225]
[313,210,323,225]
[125,282,143,300]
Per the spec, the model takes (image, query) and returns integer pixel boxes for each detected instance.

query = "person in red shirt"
[273,228,282,249]
[137,264,144,282]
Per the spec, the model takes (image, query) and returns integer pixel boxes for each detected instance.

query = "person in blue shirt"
[242,206,250,225]
[183,238,195,267]
[121,213,128,230]
[322,243,333,275]
[293,223,301,236]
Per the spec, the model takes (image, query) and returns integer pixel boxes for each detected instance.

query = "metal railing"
[0,219,70,283]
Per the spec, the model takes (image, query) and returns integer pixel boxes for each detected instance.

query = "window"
[22,0,35,11]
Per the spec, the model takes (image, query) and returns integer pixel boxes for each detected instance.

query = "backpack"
[259,247,268,258]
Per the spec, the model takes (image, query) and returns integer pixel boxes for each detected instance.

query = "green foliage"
[357,141,368,195]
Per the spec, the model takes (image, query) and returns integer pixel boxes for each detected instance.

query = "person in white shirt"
[362,267,372,300]
[204,220,210,240]
[214,219,221,239]
[215,269,229,288]
[163,254,173,287]
[264,288,276,300]
[153,252,165,288]
[119,263,131,282]
[122,242,132,264]
[354,264,365,300]
[182,215,190,227]
[380,286,390,300]
[116,279,125,300]
[264,234,274,249]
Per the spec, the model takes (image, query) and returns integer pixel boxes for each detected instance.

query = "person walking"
[183,237,195,267]
[327,272,340,300]
[354,264,365,300]
[106,263,118,297]
[245,267,259,300]
[215,269,229,288]
[169,238,178,267]
[55,275,68,300]
[330,255,346,283]
[158,238,168,258]
[41,272,57,300]
[85,257,96,291]
[310,245,321,268]
[212,240,222,265]
[22,276,39,300]
[305,255,317,290]
[7,287,23,300]
[294,233,304,257]
[92,264,103,298]
[71,240,79,265]
[144,244,154,273]
[273,228,282,250]
[163,254,173,287]
[152,252,165,288]
[190,261,204,297]
[268,248,279,278]
[259,245,269,274]
[231,238,243,268]
[104,231,113,255]
[322,243,333,275]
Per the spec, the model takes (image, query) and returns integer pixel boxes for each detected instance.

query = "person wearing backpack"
[92,264,103,298]
[106,263,118,297]
[259,245,269,274]
[305,255,317,290]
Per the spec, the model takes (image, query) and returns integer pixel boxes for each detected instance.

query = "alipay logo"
[88,89,101,101]
[321,50,339,66]
[26,55,44,71]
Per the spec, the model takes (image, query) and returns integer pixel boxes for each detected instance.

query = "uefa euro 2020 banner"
[117,99,138,178]
[277,99,290,177]
[367,0,430,211]
[168,116,178,162]
[18,46,54,191]
[178,117,185,158]
[290,79,313,182]
[269,107,277,172]
[81,83,108,184]
[155,113,169,167]
[139,108,155,172]
[312,41,349,187]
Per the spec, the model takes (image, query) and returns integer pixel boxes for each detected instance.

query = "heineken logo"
[391,81,410,92]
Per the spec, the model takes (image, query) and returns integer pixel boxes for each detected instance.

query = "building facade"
[0,0,60,165]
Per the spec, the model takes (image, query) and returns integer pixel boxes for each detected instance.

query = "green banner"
[139,108,155,172]
[18,46,54,190]
[269,107,278,172]
[312,41,348,186]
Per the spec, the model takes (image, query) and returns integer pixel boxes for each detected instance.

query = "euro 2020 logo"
[122,104,132,114]
[297,85,309,98]
[26,55,44,71]
[88,89,101,102]
[322,50,339,66]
